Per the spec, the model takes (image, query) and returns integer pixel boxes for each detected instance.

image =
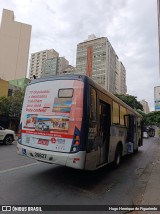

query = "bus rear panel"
[17,76,86,169]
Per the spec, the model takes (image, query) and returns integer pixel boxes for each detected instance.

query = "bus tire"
[113,145,122,168]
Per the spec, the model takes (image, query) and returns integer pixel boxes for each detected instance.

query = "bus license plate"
[35,152,47,159]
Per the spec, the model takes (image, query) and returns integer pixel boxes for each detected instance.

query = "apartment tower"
[29,49,59,79]
[158,0,160,74]
[0,9,31,81]
[140,99,150,114]
[76,35,126,94]
[115,60,127,94]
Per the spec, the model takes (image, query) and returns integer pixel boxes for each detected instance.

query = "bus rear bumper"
[17,143,86,170]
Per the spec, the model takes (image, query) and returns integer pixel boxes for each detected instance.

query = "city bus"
[17,75,143,170]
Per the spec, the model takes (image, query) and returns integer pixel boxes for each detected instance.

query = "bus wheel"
[113,146,122,168]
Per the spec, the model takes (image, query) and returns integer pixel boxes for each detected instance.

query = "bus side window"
[124,115,129,128]
[90,87,97,121]
[113,101,119,124]
[120,106,126,126]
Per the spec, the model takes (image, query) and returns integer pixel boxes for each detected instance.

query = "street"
[0,137,159,214]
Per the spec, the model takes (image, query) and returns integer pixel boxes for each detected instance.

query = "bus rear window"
[58,88,73,98]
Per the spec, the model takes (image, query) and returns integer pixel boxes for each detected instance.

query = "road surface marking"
[0,162,41,174]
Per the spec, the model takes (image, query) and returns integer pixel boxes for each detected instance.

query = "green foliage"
[0,90,24,119]
[145,111,160,127]
[136,110,160,127]
[0,96,11,116]
[115,94,143,111]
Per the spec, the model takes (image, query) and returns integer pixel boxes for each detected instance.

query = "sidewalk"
[137,137,160,214]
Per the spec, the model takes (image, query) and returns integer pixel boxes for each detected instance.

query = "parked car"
[0,126,15,144]
[148,127,155,137]
[143,126,149,139]
[143,131,149,138]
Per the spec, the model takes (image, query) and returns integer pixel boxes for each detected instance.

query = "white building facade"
[0,9,31,81]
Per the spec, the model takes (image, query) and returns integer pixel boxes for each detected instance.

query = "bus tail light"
[75,141,80,146]
[75,136,80,146]
[18,123,22,144]
[73,158,80,163]
[18,129,21,137]
[70,127,81,153]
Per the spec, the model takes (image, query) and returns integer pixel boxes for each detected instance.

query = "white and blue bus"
[17,75,143,170]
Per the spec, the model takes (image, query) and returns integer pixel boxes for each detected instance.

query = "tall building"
[0,9,31,81]
[157,0,160,73]
[57,57,69,75]
[154,86,160,111]
[115,59,127,94]
[76,34,126,94]
[140,99,150,114]
[29,49,59,79]
[42,57,71,77]
[63,65,76,74]
[42,58,58,76]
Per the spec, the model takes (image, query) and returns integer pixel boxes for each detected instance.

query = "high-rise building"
[140,99,150,114]
[42,58,58,76]
[57,57,69,75]
[115,59,127,94]
[42,56,69,77]
[63,65,76,74]
[154,86,160,111]
[76,34,126,94]
[0,9,31,81]
[157,0,160,73]
[29,49,59,79]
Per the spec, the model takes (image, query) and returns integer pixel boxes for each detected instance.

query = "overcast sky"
[0,0,159,110]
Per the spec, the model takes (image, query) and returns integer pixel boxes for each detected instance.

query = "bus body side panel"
[84,83,114,170]
[17,78,86,169]
[109,126,128,162]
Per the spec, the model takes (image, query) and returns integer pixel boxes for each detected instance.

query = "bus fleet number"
[35,152,47,159]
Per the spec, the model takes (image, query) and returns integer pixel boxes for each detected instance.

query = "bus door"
[125,115,136,153]
[97,100,111,165]
[85,86,98,170]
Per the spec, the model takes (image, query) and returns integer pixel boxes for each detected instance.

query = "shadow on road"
[28,151,143,195]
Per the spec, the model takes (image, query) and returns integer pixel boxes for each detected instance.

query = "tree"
[0,90,24,119]
[115,94,143,111]
[145,111,160,127]
[0,96,11,116]
[9,90,24,118]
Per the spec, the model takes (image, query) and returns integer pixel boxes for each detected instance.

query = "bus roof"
[28,74,142,118]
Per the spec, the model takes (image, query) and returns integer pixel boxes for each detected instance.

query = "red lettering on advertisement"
[38,139,49,146]
[51,138,56,144]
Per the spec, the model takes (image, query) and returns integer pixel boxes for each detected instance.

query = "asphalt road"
[0,137,159,214]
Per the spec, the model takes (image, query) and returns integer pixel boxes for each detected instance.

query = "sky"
[0,0,159,110]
